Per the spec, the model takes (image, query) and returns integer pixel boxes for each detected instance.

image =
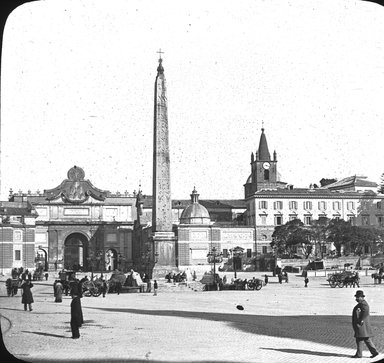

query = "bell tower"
[244,128,279,198]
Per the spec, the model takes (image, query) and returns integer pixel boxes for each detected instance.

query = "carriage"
[327,271,359,288]
[246,277,264,290]
[82,278,103,297]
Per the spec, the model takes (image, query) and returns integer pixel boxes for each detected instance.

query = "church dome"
[180,187,211,225]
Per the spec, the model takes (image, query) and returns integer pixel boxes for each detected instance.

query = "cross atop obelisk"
[157,48,164,59]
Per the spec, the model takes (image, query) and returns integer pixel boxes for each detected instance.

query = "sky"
[1,0,384,201]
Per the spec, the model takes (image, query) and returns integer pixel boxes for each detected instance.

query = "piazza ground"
[0,272,383,363]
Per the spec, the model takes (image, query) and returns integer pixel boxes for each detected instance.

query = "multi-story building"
[244,128,384,258]
[0,201,38,274]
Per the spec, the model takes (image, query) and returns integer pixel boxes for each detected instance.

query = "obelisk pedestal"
[151,53,177,278]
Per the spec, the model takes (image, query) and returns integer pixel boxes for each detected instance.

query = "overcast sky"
[1,0,384,201]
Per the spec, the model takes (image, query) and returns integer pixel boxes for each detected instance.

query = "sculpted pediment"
[44,166,108,204]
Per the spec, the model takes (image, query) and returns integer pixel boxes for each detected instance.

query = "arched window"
[264,169,269,180]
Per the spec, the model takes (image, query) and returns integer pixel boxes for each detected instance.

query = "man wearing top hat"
[351,290,379,358]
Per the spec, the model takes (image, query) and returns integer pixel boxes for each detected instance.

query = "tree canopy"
[271,217,384,258]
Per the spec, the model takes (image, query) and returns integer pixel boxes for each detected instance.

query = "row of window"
[248,214,365,226]
[260,215,384,226]
[258,201,383,211]
[221,247,268,257]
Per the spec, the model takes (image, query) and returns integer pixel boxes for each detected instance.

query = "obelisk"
[151,51,177,277]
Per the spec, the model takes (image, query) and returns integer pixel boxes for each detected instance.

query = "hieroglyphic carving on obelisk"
[151,51,176,271]
[152,51,173,232]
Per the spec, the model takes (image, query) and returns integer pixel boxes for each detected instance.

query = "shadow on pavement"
[21,331,67,338]
[87,307,384,351]
[261,347,352,358]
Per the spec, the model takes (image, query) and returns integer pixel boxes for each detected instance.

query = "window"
[14,230,22,242]
[318,201,327,210]
[333,201,340,210]
[377,202,382,210]
[274,201,283,210]
[247,249,252,258]
[377,216,384,226]
[262,246,267,254]
[304,215,312,225]
[259,201,268,209]
[347,201,355,210]
[223,249,228,258]
[304,201,312,210]
[319,216,328,224]
[275,215,283,225]
[362,215,370,226]
[264,169,270,180]
[289,201,297,210]
[364,245,370,254]
[260,215,267,225]
[348,215,356,225]
[15,250,21,261]
[333,216,340,221]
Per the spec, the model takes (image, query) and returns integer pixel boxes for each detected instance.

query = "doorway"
[64,233,88,271]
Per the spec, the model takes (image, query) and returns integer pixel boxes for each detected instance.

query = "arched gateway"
[64,233,88,271]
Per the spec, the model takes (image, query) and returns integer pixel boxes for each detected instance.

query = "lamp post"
[207,247,223,286]
[86,255,94,280]
[96,250,104,279]
[230,247,244,279]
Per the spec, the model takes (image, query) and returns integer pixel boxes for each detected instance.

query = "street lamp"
[207,247,223,286]
[96,250,104,279]
[230,247,244,279]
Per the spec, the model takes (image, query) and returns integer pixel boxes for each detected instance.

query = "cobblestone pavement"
[1,273,383,363]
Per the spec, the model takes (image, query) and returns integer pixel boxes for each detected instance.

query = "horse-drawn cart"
[327,271,359,288]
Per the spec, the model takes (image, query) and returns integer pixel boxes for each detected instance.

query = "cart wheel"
[84,289,92,297]
[91,288,102,297]
[255,284,262,291]
[337,281,344,288]
[329,280,337,288]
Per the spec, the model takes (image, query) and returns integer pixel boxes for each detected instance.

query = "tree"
[271,219,311,258]
[378,173,384,194]
[320,178,338,187]
[326,219,353,256]
[310,218,330,258]
[349,226,384,256]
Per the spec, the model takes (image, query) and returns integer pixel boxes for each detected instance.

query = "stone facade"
[9,166,136,273]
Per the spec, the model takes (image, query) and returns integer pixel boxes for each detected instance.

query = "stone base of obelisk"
[151,231,178,279]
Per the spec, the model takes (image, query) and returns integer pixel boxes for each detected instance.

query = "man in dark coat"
[21,280,34,311]
[351,290,379,358]
[70,293,83,339]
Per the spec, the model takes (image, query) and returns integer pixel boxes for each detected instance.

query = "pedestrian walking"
[70,293,83,339]
[45,272,49,281]
[54,280,63,302]
[21,280,34,311]
[102,279,108,298]
[264,275,268,285]
[5,278,13,296]
[304,277,309,287]
[153,280,158,296]
[116,280,122,295]
[278,274,282,284]
[351,290,379,358]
